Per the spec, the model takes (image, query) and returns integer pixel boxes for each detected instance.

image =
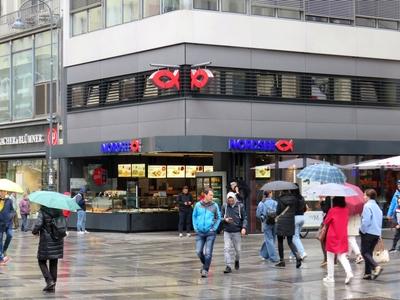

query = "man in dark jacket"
[76,187,88,234]
[32,206,65,293]
[275,191,302,269]
[0,190,15,265]
[221,192,247,273]
[177,186,193,237]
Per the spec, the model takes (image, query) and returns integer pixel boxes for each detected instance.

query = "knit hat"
[227,192,237,200]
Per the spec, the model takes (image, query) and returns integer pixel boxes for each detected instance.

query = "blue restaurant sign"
[228,138,294,152]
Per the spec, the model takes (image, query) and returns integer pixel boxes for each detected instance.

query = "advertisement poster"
[148,165,167,178]
[118,164,132,177]
[255,166,271,178]
[203,165,214,172]
[167,165,185,178]
[132,164,146,177]
[185,166,204,178]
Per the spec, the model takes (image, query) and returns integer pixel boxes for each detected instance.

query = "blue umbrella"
[297,163,346,184]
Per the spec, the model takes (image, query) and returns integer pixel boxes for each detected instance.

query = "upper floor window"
[71,0,102,36]
[193,0,218,11]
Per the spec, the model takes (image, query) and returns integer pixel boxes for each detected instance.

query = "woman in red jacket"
[323,196,353,284]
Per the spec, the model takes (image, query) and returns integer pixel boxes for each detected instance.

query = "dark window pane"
[355,17,376,27]
[306,15,328,22]
[251,6,275,16]
[330,18,352,25]
[311,77,329,100]
[221,0,246,13]
[193,0,218,11]
[378,19,398,30]
[278,9,301,20]
[35,84,46,115]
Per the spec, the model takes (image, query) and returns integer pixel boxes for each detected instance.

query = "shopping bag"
[373,238,390,264]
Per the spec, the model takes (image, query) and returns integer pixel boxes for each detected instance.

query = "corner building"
[56,0,400,232]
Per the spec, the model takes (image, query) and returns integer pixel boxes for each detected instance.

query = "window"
[88,6,103,31]
[71,0,102,11]
[72,11,88,35]
[281,74,299,98]
[121,77,136,101]
[355,17,376,28]
[256,74,279,97]
[143,0,160,17]
[193,0,218,11]
[163,0,180,13]
[106,0,123,27]
[35,31,57,83]
[0,43,9,122]
[35,82,56,116]
[221,0,246,14]
[306,15,328,22]
[278,9,301,20]
[71,2,103,36]
[378,19,398,30]
[334,78,351,102]
[225,71,246,95]
[251,6,275,17]
[124,0,140,22]
[311,77,329,100]
[71,85,85,108]
[359,81,377,102]
[329,18,352,25]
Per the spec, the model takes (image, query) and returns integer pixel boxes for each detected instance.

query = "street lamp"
[12,0,56,190]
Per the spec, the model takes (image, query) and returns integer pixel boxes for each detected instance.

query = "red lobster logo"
[150,69,213,90]
[275,140,294,152]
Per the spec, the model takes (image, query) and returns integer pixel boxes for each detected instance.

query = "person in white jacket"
[347,214,364,264]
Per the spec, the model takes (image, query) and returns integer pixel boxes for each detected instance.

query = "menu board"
[167,165,186,178]
[204,165,214,172]
[132,164,146,178]
[118,164,132,177]
[255,166,271,178]
[185,166,203,178]
[148,165,167,178]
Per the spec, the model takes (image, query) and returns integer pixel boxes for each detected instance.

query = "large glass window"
[72,11,88,36]
[143,0,160,17]
[106,0,123,27]
[35,31,56,83]
[193,0,218,11]
[0,43,10,122]
[12,50,33,120]
[251,6,275,17]
[123,0,140,22]
[88,6,103,31]
[221,0,245,13]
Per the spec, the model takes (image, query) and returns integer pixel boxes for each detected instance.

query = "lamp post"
[13,0,56,190]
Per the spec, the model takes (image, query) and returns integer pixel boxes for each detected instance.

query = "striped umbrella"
[297,163,346,184]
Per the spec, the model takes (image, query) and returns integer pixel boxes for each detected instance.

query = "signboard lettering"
[228,139,294,152]
[0,134,45,146]
[101,139,142,154]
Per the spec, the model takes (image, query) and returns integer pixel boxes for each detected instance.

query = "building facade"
[54,0,400,232]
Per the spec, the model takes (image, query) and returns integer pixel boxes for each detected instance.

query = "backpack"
[48,215,67,240]
[265,209,277,225]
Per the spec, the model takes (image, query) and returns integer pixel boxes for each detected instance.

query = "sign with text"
[0,133,45,146]
[101,139,141,154]
[228,139,294,152]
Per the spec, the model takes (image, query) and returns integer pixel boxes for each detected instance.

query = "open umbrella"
[306,183,358,197]
[260,181,298,191]
[344,183,365,215]
[355,155,400,168]
[29,191,81,211]
[297,163,346,184]
[0,179,24,193]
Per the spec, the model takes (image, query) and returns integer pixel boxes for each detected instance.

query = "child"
[389,196,400,252]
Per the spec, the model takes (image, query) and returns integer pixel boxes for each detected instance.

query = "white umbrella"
[355,156,400,168]
[252,158,342,170]
[306,183,358,197]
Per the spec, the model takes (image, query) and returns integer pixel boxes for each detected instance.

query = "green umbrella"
[29,191,81,211]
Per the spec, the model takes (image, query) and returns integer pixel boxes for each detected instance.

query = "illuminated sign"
[228,139,294,152]
[101,139,141,154]
[0,134,45,146]
[150,69,213,90]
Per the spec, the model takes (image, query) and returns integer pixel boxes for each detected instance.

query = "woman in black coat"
[275,190,302,268]
[32,206,64,293]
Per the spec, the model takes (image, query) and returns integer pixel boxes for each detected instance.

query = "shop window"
[311,76,329,100]
[35,82,56,116]
[256,74,279,97]
[221,0,246,14]
[143,0,160,17]
[106,0,123,27]
[306,15,328,22]
[251,6,275,17]
[163,0,180,13]
[124,0,140,22]
[355,17,376,28]
[193,0,218,11]
[278,9,301,20]
[334,78,351,102]
[281,74,299,99]
[378,19,398,30]
[0,43,10,123]
[72,10,88,36]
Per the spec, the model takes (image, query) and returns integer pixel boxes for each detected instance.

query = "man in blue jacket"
[387,180,400,219]
[0,190,15,265]
[192,188,221,278]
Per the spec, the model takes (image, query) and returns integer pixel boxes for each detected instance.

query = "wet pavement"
[1,230,400,299]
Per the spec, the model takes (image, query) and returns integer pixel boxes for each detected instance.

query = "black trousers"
[38,259,58,284]
[391,228,400,249]
[277,235,299,261]
[360,232,379,275]
[178,209,192,233]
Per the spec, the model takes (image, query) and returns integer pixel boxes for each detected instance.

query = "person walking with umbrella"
[0,189,15,265]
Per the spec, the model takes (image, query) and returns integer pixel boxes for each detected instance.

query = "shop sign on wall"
[0,134,45,146]
[149,69,214,90]
[101,139,141,154]
[228,138,294,152]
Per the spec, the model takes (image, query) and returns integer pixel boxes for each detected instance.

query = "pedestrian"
[387,179,400,221]
[221,192,247,274]
[347,214,364,263]
[360,188,383,280]
[229,181,244,203]
[322,196,353,284]
[257,191,279,263]
[0,190,15,265]
[9,192,19,230]
[76,187,89,234]
[275,190,302,268]
[389,196,400,252]
[192,188,221,278]
[32,205,65,293]
[292,187,307,260]
[177,186,193,237]
[19,193,31,232]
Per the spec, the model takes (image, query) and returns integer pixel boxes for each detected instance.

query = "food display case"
[196,171,227,207]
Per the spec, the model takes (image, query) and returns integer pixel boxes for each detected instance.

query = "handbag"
[373,238,390,264]
[317,223,328,241]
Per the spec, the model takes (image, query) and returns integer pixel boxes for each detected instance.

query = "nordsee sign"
[228,139,294,152]
[100,139,141,154]
[0,134,45,146]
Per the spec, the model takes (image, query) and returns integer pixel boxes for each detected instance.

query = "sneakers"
[234,260,240,270]
[223,266,232,274]
[372,266,383,280]
[355,255,364,264]
[43,281,56,292]
[301,253,308,260]
[363,274,372,280]
[201,269,208,278]
[296,258,302,269]
[77,231,84,235]
[84,230,89,234]
[179,233,183,238]
[345,273,354,285]
[323,277,335,283]
[186,233,191,237]
[275,261,285,268]
[389,248,397,253]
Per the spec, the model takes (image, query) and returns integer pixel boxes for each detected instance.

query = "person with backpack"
[0,190,15,265]
[221,192,247,274]
[76,187,89,234]
[192,188,221,278]
[32,205,66,293]
[257,190,279,263]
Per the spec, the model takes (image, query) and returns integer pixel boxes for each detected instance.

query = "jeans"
[260,224,278,262]
[292,215,305,257]
[360,232,379,275]
[327,251,352,279]
[224,231,241,267]
[0,226,13,260]
[77,210,86,232]
[178,209,192,233]
[21,214,29,232]
[195,231,216,271]
[38,259,58,284]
